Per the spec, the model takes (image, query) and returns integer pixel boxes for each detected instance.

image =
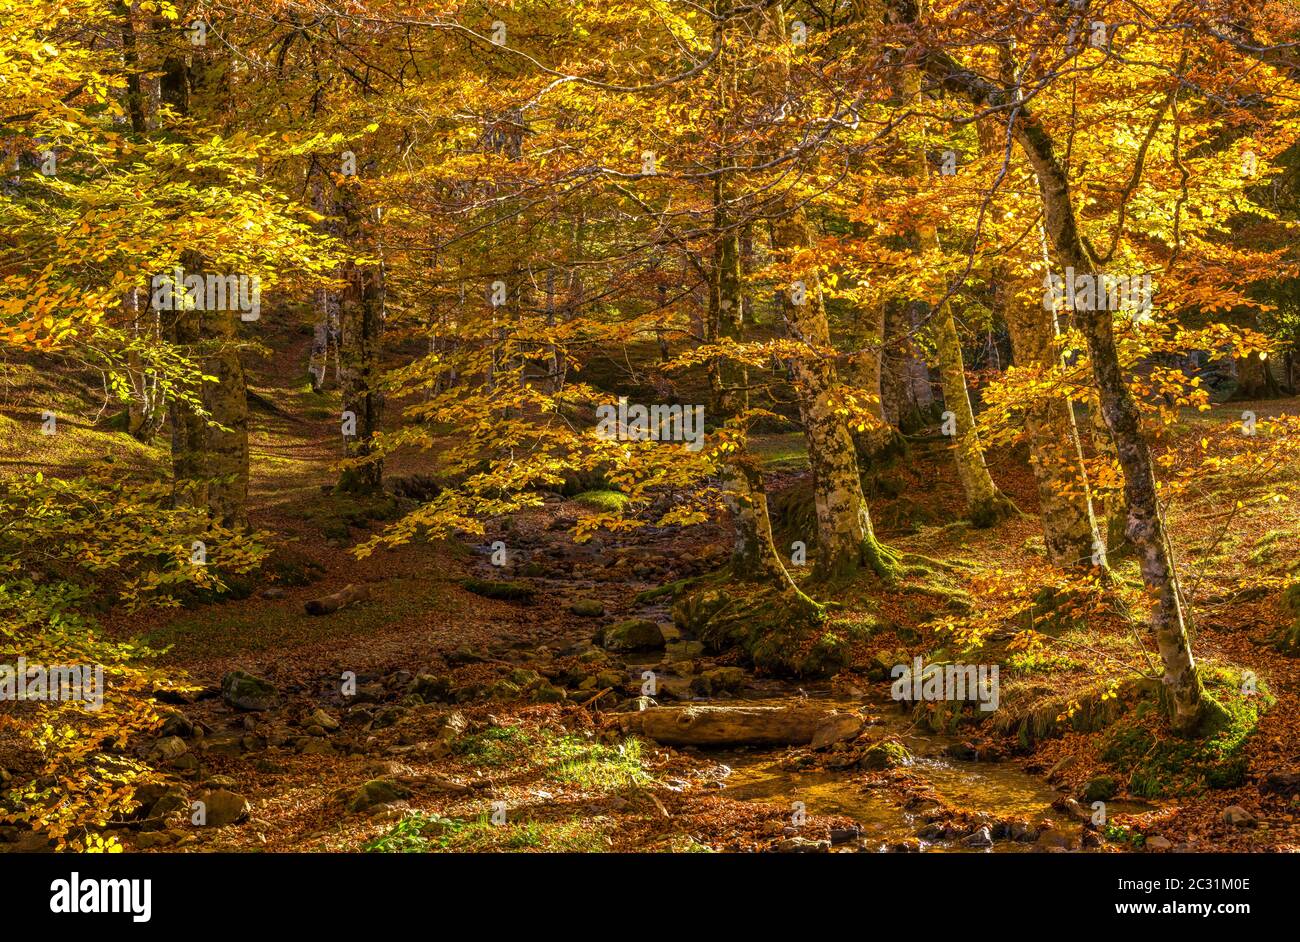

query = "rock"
[201,732,245,757]
[601,619,666,652]
[810,712,865,750]
[1008,821,1038,842]
[858,739,912,770]
[299,738,337,756]
[309,708,340,731]
[829,825,860,845]
[434,711,468,743]
[141,788,189,830]
[220,671,279,712]
[1082,776,1118,802]
[1145,835,1173,852]
[570,599,605,617]
[260,586,286,600]
[664,640,705,662]
[158,709,195,738]
[195,788,250,828]
[946,741,978,761]
[1053,796,1093,824]
[1222,805,1256,827]
[775,836,830,853]
[531,682,567,704]
[149,736,189,762]
[1035,828,1074,851]
[410,674,452,702]
[961,826,993,848]
[135,831,174,849]
[347,779,412,814]
[689,667,747,697]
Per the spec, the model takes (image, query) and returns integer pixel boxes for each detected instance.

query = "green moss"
[1099,668,1273,798]
[573,489,630,513]
[672,582,836,676]
[859,739,912,770]
[461,578,536,602]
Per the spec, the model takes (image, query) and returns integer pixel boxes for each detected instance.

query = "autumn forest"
[3,0,1300,910]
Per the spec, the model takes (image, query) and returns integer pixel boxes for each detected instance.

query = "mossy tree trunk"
[899,64,1014,525]
[773,209,895,581]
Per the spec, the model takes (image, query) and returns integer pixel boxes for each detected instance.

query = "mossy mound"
[573,489,630,513]
[671,582,838,677]
[461,578,536,602]
[1098,668,1273,798]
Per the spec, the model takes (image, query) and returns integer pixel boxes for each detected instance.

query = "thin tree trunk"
[1004,282,1103,568]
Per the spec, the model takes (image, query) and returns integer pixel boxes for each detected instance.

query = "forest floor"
[7,327,1300,853]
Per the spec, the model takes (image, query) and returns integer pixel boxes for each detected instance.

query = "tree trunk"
[932,296,1016,525]
[617,703,861,747]
[899,63,1013,524]
[773,210,894,580]
[1233,351,1282,399]
[901,18,1208,732]
[1011,99,1206,733]
[1004,285,1104,568]
[161,55,249,528]
[336,186,385,494]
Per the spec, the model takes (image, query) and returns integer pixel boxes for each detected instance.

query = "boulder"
[810,713,865,750]
[220,671,279,712]
[195,788,250,828]
[570,599,605,617]
[347,779,412,814]
[601,619,666,652]
[1222,805,1256,827]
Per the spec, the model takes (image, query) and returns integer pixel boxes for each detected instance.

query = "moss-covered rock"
[600,619,665,652]
[858,739,912,770]
[570,599,605,617]
[672,583,835,677]
[347,779,412,814]
[462,578,535,602]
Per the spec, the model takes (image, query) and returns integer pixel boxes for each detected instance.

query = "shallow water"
[710,696,1091,851]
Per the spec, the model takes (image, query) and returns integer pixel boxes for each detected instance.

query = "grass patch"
[453,725,535,766]
[363,811,608,853]
[544,736,650,789]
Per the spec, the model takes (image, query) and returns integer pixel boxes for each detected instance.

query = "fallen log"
[615,703,862,748]
[304,583,371,616]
